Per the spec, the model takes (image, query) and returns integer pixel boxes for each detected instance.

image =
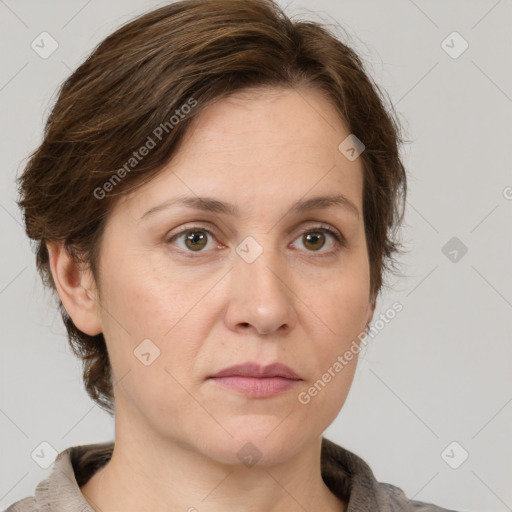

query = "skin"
[48,86,375,512]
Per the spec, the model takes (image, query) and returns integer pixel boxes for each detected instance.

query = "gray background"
[1,1,511,510]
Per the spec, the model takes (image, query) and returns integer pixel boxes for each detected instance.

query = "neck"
[80,408,345,512]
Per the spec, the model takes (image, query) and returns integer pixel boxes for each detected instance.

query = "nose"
[223,241,298,336]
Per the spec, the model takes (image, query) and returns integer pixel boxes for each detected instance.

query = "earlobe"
[46,241,102,336]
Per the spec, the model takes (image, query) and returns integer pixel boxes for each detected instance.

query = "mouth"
[207,362,303,399]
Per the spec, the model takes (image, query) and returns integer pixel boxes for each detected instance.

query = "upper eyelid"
[169,221,343,238]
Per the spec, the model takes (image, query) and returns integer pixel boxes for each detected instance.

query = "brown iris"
[184,230,208,251]
[302,231,326,251]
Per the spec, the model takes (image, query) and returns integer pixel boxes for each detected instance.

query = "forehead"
[180,85,347,157]
[117,86,364,218]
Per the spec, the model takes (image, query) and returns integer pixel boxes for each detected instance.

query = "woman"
[8,0,457,510]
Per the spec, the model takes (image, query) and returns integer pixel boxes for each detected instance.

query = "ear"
[46,241,102,336]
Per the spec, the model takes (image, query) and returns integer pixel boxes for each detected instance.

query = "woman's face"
[88,86,374,465]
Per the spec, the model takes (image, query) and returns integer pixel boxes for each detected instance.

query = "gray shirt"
[5,437,458,511]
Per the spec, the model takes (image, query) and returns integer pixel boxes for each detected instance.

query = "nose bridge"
[235,233,286,297]
[226,232,296,334]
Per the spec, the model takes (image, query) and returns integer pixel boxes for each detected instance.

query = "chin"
[197,418,315,468]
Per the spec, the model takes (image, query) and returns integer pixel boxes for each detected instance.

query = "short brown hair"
[16,0,407,415]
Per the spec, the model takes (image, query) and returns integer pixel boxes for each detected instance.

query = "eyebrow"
[140,193,360,221]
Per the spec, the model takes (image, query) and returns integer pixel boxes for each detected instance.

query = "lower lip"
[209,376,300,398]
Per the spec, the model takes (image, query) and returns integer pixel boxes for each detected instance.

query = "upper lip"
[209,362,302,380]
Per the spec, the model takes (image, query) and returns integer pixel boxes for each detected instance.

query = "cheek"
[97,254,213,381]
[304,263,369,392]
[314,261,370,343]
[97,262,205,428]
[100,252,189,340]
[315,286,366,386]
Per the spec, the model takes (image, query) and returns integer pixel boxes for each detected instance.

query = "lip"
[208,362,302,398]
[210,362,301,380]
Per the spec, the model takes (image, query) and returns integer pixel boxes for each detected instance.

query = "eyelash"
[166,223,346,258]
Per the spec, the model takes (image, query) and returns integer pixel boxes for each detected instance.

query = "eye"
[167,226,218,254]
[166,223,345,256]
[291,225,345,254]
